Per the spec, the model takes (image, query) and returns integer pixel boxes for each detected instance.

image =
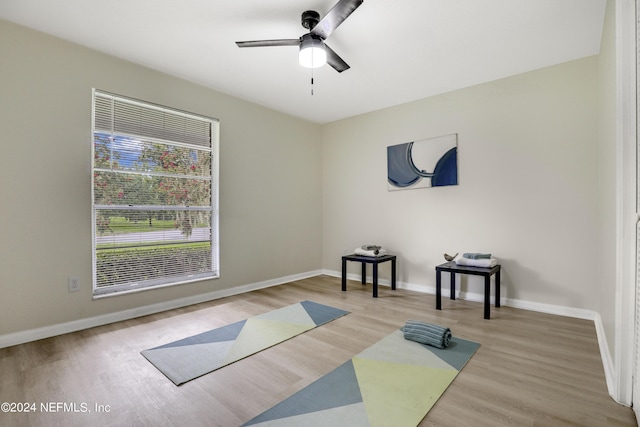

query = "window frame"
[91,89,220,298]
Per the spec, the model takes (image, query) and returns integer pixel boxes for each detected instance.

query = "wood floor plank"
[0,275,635,426]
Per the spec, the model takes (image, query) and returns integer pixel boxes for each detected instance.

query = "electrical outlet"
[68,277,80,292]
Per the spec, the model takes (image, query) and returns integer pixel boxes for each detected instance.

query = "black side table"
[341,254,397,298]
[435,261,501,319]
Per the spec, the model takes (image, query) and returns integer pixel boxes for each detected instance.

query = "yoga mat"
[243,329,480,426]
[141,300,350,385]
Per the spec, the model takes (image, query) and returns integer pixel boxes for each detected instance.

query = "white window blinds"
[92,90,219,296]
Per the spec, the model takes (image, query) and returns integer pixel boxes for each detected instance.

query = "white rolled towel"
[354,247,387,257]
[455,257,497,268]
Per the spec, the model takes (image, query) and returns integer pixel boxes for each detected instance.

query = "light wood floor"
[0,275,636,427]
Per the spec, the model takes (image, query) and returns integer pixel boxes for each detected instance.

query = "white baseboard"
[0,270,322,349]
[325,269,597,320]
[593,312,616,400]
[0,269,610,397]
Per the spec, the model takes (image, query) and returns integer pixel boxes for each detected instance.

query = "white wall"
[322,57,600,312]
[0,20,323,337]
[596,0,636,405]
[597,0,619,384]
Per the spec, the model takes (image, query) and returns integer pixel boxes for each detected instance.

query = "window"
[91,90,219,297]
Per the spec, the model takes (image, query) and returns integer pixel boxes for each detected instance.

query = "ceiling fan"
[235,0,364,73]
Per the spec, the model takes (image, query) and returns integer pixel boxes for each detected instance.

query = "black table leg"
[341,257,347,291]
[391,259,396,290]
[484,274,490,319]
[495,268,501,307]
[372,263,378,298]
[361,262,366,285]
[450,271,456,300]
[436,270,442,310]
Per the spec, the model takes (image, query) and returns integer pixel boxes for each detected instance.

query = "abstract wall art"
[387,133,458,191]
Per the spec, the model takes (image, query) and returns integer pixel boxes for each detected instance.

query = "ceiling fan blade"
[236,39,299,48]
[325,44,350,73]
[311,0,364,40]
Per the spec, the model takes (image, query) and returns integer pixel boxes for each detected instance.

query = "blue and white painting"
[387,134,458,191]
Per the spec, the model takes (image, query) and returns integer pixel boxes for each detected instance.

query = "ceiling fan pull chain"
[311,68,315,95]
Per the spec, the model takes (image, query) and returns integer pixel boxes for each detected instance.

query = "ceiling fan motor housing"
[301,10,321,31]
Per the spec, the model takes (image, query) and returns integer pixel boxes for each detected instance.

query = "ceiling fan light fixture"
[299,35,326,69]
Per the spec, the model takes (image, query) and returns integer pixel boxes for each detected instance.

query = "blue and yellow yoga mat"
[141,300,350,385]
[243,329,480,426]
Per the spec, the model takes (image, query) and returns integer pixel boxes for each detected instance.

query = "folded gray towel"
[463,252,491,259]
[400,320,452,349]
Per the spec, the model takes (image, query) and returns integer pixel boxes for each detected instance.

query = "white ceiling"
[0,0,606,124]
